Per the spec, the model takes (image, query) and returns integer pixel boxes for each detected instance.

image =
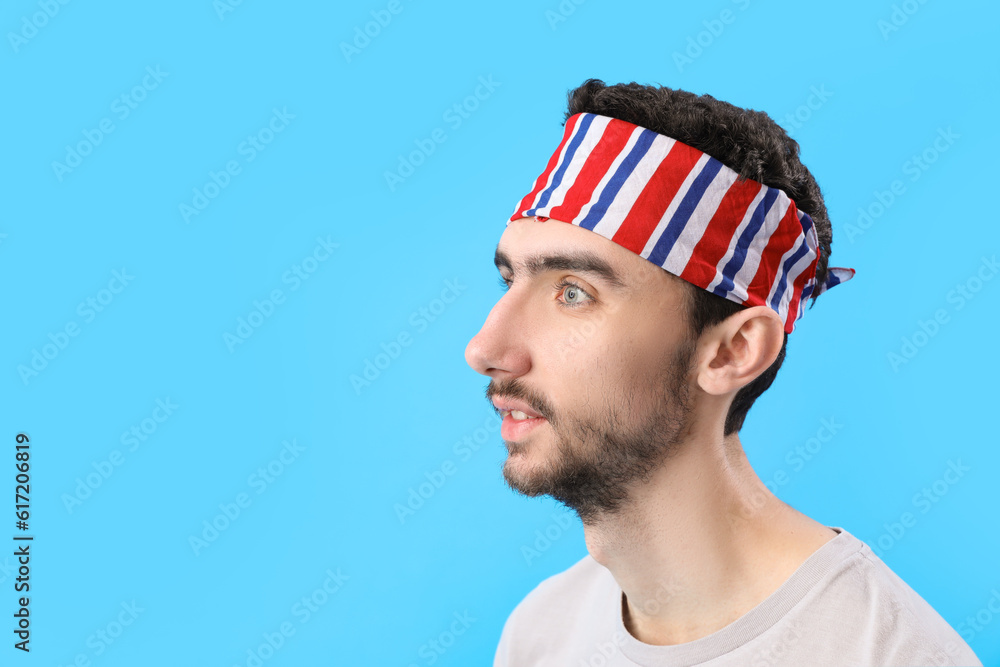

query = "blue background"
[2,0,998,664]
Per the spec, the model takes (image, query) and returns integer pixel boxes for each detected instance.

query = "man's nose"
[464,293,531,379]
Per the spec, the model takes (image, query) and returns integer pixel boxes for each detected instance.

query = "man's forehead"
[494,217,670,291]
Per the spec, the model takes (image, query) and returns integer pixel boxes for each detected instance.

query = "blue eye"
[555,280,593,307]
[498,275,593,307]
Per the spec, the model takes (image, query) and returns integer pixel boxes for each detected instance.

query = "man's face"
[465,217,699,522]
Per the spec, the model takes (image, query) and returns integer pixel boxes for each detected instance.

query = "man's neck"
[581,432,837,646]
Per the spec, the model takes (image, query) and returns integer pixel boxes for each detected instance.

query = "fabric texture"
[493,527,982,667]
[508,112,856,333]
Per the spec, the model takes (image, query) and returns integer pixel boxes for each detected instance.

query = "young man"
[465,80,981,666]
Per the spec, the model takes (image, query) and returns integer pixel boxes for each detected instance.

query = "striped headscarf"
[509,113,855,333]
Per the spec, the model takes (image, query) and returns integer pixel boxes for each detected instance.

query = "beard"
[486,339,696,524]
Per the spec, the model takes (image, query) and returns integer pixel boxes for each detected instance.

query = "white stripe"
[705,184,769,294]
[589,133,677,239]
[572,127,647,229]
[538,116,612,215]
[659,161,738,268]
[573,127,642,232]
[727,195,791,303]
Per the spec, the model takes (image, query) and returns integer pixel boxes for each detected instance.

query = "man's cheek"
[551,306,617,354]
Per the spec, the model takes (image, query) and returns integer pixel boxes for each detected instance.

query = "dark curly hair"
[566,79,836,435]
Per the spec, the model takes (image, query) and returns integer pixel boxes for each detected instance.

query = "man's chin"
[501,456,555,498]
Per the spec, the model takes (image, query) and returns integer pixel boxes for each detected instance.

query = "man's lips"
[491,396,548,441]
[500,412,546,441]
[490,396,546,421]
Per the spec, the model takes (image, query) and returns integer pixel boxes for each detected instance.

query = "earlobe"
[695,307,785,396]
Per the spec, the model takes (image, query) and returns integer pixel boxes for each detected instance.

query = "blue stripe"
[712,188,779,298]
[646,158,724,266]
[798,210,815,239]
[528,113,596,215]
[578,129,658,231]
[769,238,811,311]
[814,268,846,296]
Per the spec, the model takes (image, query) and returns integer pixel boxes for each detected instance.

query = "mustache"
[485,377,556,423]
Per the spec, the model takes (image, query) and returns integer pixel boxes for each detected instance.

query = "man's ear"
[694,306,786,396]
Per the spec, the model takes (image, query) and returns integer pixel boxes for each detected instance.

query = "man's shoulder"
[512,552,613,615]
[495,530,982,667]
[494,554,621,666]
[803,530,981,666]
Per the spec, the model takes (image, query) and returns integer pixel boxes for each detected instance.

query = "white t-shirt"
[494,527,982,666]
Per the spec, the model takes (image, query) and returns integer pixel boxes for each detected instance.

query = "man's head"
[465,80,845,521]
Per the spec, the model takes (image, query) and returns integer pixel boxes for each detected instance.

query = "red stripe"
[510,114,583,221]
[743,202,801,311]
[678,178,762,288]
[546,118,633,224]
[611,141,703,254]
[783,259,814,333]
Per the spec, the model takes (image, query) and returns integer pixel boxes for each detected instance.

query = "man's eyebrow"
[494,247,626,289]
